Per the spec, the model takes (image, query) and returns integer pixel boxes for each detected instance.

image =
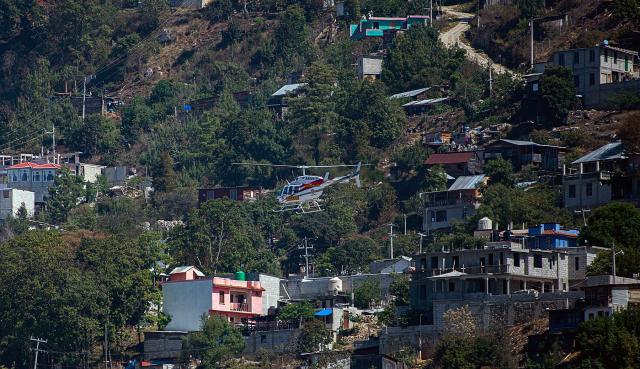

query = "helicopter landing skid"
[274,200,323,214]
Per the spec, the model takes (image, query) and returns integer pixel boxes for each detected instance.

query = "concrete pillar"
[485,277,489,295]
[523,279,527,290]
[507,279,511,296]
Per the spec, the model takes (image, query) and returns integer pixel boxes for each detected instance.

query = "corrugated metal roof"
[572,141,625,164]
[425,152,476,165]
[403,97,449,107]
[169,266,205,276]
[448,174,486,191]
[271,83,307,97]
[493,139,565,149]
[389,87,430,99]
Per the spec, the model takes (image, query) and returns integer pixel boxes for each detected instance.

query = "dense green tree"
[168,199,280,275]
[433,335,514,369]
[581,202,640,249]
[70,114,121,160]
[353,279,381,308]
[484,157,515,187]
[288,62,341,164]
[298,319,332,353]
[316,235,381,275]
[538,66,578,127]
[45,168,87,224]
[383,26,465,92]
[183,316,245,369]
[274,5,311,67]
[278,301,315,322]
[388,274,410,305]
[573,308,640,369]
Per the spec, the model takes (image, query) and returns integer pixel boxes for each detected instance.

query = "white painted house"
[0,188,35,221]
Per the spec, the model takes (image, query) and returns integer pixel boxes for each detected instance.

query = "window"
[534,254,542,268]
[613,52,617,64]
[420,258,427,270]
[514,253,520,267]
[230,189,238,200]
[588,313,594,320]
[33,171,41,182]
[573,51,579,64]
[431,256,438,269]
[219,291,225,304]
[573,75,580,87]
[568,185,576,198]
[532,82,539,92]
[46,171,54,181]
[373,22,379,29]
[558,53,565,66]
[260,335,267,344]
[549,256,553,269]
[589,73,595,86]
[2,190,8,199]
[488,253,494,266]
[11,173,17,182]
[449,281,455,292]
[586,183,593,197]
[435,210,447,222]
[575,257,580,271]
[21,171,27,182]
[597,311,604,317]
[625,55,629,71]
[589,49,595,62]
[604,50,608,62]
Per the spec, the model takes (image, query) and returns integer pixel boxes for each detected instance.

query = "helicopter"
[232,162,365,214]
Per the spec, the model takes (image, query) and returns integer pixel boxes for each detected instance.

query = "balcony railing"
[230,303,250,312]
[428,265,510,275]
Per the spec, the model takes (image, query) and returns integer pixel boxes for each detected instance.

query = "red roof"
[7,162,61,170]
[541,230,579,238]
[425,152,476,165]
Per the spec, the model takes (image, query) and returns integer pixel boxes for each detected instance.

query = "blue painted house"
[527,223,580,249]
[349,15,430,40]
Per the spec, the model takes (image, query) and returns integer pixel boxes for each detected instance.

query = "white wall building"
[0,188,35,221]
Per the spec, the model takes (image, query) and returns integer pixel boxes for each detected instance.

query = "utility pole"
[489,64,493,97]
[299,237,313,278]
[387,224,396,259]
[403,214,407,235]
[612,241,616,280]
[429,0,433,27]
[44,125,56,163]
[30,337,47,369]
[82,75,96,122]
[574,209,591,227]
[529,18,534,69]
[477,0,480,29]
[418,232,428,254]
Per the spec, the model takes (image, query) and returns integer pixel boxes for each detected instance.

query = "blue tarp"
[314,308,333,317]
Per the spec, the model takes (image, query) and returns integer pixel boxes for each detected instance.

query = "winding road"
[439,6,511,75]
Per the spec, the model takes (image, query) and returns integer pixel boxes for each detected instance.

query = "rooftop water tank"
[478,217,493,231]
[235,271,246,281]
[328,277,343,294]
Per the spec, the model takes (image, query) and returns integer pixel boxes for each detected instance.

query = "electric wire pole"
[387,224,396,259]
[30,337,47,369]
[299,237,313,278]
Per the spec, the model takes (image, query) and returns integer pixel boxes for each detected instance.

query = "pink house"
[163,266,265,331]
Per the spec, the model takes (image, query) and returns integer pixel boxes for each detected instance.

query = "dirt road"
[439,6,511,75]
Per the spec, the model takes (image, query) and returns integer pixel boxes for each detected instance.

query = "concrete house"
[169,0,214,9]
[484,139,566,171]
[357,54,383,80]
[349,15,430,41]
[6,162,61,204]
[163,267,266,331]
[422,174,487,233]
[583,275,640,320]
[0,188,35,221]
[532,42,639,108]
[527,223,580,249]
[409,241,594,327]
[562,141,640,211]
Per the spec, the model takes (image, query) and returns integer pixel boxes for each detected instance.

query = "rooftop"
[425,151,477,165]
[402,97,450,107]
[389,87,431,99]
[7,162,61,170]
[271,83,307,97]
[572,141,625,164]
[491,139,566,149]
[448,174,486,191]
[169,266,205,277]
